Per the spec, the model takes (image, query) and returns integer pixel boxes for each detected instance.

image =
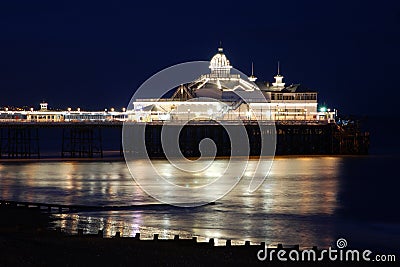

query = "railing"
[0,119,333,126]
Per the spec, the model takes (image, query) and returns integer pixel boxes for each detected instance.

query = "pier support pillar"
[0,127,40,159]
[61,126,103,158]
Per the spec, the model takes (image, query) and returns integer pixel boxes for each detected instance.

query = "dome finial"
[218,41,223,53]
[277,61,280,75]
[249,62,257,82]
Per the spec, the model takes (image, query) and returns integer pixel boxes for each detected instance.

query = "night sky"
[1,0,399,116]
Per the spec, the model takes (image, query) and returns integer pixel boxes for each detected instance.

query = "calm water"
[0,156,399,252]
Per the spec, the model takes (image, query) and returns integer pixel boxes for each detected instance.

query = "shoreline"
[1,205,391,266]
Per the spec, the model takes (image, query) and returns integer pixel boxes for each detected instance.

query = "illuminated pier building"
[131,47,332,123]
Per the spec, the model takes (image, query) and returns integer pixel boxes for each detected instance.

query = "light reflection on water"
[0,157,342,247]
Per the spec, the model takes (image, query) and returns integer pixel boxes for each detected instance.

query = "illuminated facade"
[131,47,335,123]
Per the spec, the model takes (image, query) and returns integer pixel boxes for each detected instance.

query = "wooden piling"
[77,229,83,236]
[209,238,214,246]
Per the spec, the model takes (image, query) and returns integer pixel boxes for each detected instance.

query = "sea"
[0,117,399,254]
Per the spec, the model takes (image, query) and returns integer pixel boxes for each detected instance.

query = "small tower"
[40,101,48,111]
[272,61,285,89]
[248,62,257,82]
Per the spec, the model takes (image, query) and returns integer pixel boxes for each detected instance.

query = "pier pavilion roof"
[280,84,316,93]
[169,47,317,102]
[171,47,261,101]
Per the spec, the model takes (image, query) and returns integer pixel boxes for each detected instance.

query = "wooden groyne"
[0,200,178,213]
[1,202,395,266]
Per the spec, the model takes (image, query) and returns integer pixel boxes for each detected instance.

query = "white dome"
[209,47,232,69]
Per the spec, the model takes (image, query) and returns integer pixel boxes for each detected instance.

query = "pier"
[0,122,122,159]
[0,120,369,159]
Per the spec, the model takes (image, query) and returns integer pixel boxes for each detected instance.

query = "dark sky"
[1,0,399,116]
